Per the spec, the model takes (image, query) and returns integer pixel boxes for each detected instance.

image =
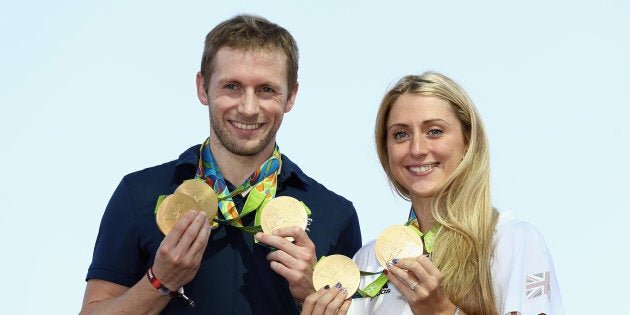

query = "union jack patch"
[526,271,550,300]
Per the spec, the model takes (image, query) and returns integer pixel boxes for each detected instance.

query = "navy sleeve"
[86,178,146,287]
[332,203,362,258]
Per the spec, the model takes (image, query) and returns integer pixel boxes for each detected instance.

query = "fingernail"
[386,261,393,267]
[341,288,347,294]
[324,285,330,290]
[254,232,262,240]
[335,282,342,288]
[392,258,399,264]
[383,269,388,275]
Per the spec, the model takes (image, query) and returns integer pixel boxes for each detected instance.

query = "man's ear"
[196,72,209,105]
[284,82,299,113]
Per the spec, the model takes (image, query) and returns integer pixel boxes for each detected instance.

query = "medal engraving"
[156,192,202,235]
[260,196,308,241]
[175,179,219,220]
[312,254,360,298]
[374,225,424,269]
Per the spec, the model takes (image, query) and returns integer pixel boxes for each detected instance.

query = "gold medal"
[374,225,424,269]
[312,254,360,298]
[174,179,219,220]
[260,196,308,241]
[156,192,202,235]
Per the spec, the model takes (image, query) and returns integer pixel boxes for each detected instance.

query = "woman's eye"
[394,131,408,140]
[427,129,443,136]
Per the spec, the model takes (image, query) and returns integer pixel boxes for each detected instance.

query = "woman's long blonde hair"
[375,72,498,315]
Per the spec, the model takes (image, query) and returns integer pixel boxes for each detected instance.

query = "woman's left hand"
[385,255,457,314]
[300,284,352,315]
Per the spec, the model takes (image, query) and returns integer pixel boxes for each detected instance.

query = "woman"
[301,72,563,314]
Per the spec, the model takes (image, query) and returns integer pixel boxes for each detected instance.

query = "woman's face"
[386,94,467,199]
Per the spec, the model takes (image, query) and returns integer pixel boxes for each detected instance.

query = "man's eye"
[224,84,238,90]
[260,86,275,93]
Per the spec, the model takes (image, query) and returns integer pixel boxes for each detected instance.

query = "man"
[80,14,361,314]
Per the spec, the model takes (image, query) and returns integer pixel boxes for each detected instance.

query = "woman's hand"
[385,256,458,314]
[300,283,352,315]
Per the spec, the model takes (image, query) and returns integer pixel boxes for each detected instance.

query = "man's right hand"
[80,210,211,314]
[151,210,212,290]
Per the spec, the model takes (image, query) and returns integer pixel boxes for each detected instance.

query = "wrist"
[146,267,195,307]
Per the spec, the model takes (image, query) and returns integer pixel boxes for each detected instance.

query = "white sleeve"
[346,241,376,315]
[492,217,565,315]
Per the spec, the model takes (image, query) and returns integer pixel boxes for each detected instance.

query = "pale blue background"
[1,1,628,314]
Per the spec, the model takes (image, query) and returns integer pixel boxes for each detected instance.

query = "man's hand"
[152,210,212,290]
[255,226,317,303]
[80,210,211,314]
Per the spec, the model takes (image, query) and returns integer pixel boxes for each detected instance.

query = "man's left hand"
[255,226,317,303]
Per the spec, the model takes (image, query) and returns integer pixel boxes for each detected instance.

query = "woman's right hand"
[300,283,352,315]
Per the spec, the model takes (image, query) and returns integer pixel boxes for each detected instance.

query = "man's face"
[197,47,297,157]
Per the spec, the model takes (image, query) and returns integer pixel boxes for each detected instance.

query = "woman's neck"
[411,197,437,234]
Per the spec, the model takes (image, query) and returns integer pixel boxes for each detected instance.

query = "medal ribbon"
[355,209,440,298]
[405,209,440,254]
[195,137,281,228]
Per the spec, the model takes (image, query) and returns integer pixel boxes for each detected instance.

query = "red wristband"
[146,267,195,307]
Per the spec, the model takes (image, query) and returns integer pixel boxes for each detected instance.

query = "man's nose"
[239,89,259,116]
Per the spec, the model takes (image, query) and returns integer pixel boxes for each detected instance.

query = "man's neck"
[208,140,276,185]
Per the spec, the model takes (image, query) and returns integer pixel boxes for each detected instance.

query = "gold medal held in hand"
[312,254,360,299]
[155,192,202,235]
[374,225,424,269]
[155,180,219,235]
[175,179,219,220]
[260,196,308,241]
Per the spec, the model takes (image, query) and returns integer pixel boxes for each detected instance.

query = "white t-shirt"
[348,212,564,315]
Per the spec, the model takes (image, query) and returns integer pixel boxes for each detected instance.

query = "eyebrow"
[215,76,284,91]
[387,118,449,130]
[422,118,450,126]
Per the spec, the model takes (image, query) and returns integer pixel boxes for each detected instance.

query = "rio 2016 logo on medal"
[155,180,219,235]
